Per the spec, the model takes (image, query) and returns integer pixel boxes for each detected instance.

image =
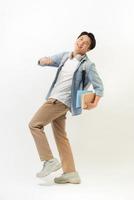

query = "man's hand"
[38,57,53,66]
[83,102,98,110]
[83,95,101,110]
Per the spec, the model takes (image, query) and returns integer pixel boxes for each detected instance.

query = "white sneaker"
[54,171,81,184]
[36,158,61,178]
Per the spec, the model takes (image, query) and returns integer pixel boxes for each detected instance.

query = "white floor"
[1,164,133,200]
[0,109,134,200]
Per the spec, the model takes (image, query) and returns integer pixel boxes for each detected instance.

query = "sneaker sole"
[36,163,62,178]
[54,178,81,184]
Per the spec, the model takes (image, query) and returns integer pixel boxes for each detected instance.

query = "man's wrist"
[94,95,101,104]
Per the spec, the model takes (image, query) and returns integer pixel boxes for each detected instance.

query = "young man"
[28,31,104,184]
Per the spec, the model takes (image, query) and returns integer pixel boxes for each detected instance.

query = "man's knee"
[28,120,34,130]
[28,120,44,130]
[28,118,39,130]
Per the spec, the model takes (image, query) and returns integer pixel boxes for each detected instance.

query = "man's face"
[74,35,91,55]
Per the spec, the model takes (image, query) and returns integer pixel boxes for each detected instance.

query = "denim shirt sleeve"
[38,52,66,68]
[88,63,104,97]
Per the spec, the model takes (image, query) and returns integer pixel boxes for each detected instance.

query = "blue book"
[76,90,94,108]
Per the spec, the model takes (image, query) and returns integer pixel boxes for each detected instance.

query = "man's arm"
[84,63,104,110]
[88,63,104,97]
[38,57,53,66]
[37,52,67,68]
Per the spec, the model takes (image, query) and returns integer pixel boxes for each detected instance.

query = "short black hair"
[77,31,96,50]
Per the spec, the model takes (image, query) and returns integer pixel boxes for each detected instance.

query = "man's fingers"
[83,103,95,110]
[38,57,52,65]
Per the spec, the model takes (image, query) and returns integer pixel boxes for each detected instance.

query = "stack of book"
[76,90,96,109]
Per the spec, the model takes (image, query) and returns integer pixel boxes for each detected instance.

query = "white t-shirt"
[49,56,80,108]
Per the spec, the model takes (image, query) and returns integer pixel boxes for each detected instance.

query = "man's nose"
[79,42,83,47]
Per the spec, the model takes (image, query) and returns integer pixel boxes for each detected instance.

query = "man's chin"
[76,51,85,56]
[74,49,82,55]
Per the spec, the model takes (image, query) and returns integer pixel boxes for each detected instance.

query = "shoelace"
[42,160,54,168]
[43,161,47,166]
[40,161,48,171]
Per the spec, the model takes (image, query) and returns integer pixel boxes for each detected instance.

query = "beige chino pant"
[28,98,76,173]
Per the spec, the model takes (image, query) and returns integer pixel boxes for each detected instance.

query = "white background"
[0,0,134,199]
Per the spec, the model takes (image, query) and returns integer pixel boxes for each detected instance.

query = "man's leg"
[51,112,76,173]
[28,98,68,161]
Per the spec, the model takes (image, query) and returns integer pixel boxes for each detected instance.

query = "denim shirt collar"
[69,51,87,62]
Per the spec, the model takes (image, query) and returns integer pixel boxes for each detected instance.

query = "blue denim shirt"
[39,51,104,116]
